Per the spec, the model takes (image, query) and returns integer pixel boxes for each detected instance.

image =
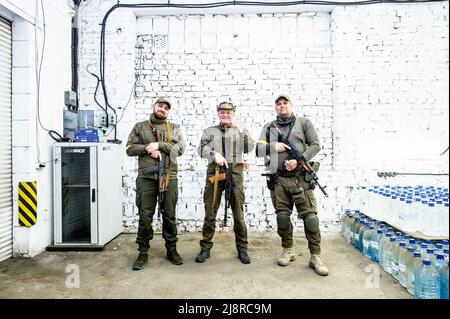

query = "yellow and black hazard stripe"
[18,181,37,227]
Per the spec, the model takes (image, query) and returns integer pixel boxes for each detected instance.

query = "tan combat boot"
[309,254,329,276]
[277,248,296,266]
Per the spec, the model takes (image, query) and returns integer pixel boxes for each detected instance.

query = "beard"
[154,111,167,120]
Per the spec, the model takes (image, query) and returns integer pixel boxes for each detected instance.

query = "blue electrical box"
[75,129,100,142]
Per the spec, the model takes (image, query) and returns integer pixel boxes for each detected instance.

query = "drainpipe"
[71,0,81,110]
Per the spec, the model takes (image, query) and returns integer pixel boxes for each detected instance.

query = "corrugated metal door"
[0,16,13,262]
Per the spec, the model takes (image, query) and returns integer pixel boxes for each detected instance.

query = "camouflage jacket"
[126,114,185,179]
[198,124,255,178]
[256,116,320,173]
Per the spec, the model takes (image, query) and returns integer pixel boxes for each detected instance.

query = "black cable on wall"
[94,0,448,143]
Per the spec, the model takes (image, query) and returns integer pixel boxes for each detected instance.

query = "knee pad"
[303,213,320,233]
[277,214,290,230]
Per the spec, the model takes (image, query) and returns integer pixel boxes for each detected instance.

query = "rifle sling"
[164,120,172,191]
[212,164,220,209]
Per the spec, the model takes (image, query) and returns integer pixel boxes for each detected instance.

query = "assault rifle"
[222,163,233,227]
[222,136,233,227]
[270,122,328,197]
[142,154,166,221]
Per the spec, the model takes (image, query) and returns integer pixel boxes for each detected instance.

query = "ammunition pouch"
[262,173,276,191]
[291,187,306,206]
[304,162,320,189]
[142,166,159,175]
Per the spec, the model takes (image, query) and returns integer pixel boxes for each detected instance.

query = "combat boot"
[277,247,296,266]
[309,254,329,276]
[167,248,183,265]
[195,250,210,263]
[237,250,251,264]
[132,252,148,271]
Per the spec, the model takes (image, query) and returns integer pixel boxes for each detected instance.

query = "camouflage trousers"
[135,177,179,252]
[270,174,321,255]
[200,177,248,252]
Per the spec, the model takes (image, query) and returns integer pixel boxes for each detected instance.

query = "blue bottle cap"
[407,248,415,253]
[386,233,392,237]
[443,240,449,244]
[423,260,432,265]
[414,252,421,258]
[436,254,445,260]
[421,243,428,248]
[427,249,435,254]
[377,229,383,234]
[400,242,406,247]
[409,239,416,244]
[390,237,396,242]
[435,243,443,249]
[444,249,449,254]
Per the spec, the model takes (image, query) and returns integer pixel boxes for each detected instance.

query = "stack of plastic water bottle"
[341,209,449,299]
[355,185,449,237]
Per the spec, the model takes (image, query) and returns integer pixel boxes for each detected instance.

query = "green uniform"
[256,115,322,254]
[198,124,255,252]
[126,113,185,252]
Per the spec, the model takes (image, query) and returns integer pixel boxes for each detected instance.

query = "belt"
[277,169,301,177]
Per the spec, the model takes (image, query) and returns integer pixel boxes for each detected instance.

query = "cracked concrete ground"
[0,232,412,299]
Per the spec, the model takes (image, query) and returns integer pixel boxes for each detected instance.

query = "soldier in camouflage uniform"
[256,95,329,276]
[126,97,185,271]
[196,102,255,264]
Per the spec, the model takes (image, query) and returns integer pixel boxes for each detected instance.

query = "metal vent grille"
[153,35,168,49]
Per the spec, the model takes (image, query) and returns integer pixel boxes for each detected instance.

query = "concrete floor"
[0,232,412,299]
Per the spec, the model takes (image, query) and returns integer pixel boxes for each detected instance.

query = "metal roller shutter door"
[0,16,13,262]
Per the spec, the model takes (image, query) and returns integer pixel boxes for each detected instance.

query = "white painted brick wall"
[78,2,449,235]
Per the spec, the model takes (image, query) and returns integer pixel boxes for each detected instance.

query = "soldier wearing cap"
[255,94,329,276]
[126,97,186,271]
[196,101,255,264]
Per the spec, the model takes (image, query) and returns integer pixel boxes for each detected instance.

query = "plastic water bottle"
[408,239,418,251]
[352,218,363,248]
[440,261,449,299]
[414,260,440,299]
[358,221,367,252]
[406,252,422,296]
[435,243,444,255]
[420,243,429,258]
[424,239,434,250]
[391,241,405,280]
[363,226,375,259]
[383,237,397,274]
[426,248,436,263]
[433,254,449,299]
[442,240,449,251]
[379,232,392,268]
[345,211,356,244]
[341,209,350,237]
[370,229,383,263]
[399,247,414,287]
